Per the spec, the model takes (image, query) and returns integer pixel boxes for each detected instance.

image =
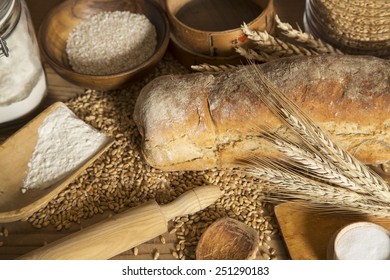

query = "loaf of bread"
[133,55,390,171]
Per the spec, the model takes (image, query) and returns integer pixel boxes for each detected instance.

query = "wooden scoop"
[0,102,113,223]
[18,185,222,260]
[196,217,260,260]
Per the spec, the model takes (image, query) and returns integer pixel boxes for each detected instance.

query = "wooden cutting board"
[275,202,390,260]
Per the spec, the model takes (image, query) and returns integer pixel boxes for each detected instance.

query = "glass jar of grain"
[0,0,47,125]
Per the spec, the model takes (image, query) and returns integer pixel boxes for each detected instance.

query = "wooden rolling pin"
[18,185,222,260]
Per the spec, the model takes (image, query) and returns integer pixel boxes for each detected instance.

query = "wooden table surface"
[0,0,307,260]
[1,0,306,140]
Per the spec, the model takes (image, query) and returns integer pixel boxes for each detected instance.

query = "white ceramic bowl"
[328,221,390,260]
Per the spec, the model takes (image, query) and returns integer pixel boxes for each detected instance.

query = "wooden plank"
[0,0,302,260]
[275,202,390,260]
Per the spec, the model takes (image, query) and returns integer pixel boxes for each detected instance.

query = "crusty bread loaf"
[133,55,390,171]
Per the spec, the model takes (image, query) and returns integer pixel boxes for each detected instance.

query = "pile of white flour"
[22,105,110,192]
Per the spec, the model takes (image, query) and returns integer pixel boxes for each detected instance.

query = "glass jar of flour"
[0,0,46,125]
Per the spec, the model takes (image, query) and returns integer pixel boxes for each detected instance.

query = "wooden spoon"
[196,217,260,260]
[0,102,113,223]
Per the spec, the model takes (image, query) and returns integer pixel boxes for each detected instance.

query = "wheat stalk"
[237,15,343,62]
[191,63,237,72]
[237,64,390,216]
[239,156,390,218]
[275,15,343,54]
[235,46,275,62]
[268,135,368,194]
[243,65,390,200]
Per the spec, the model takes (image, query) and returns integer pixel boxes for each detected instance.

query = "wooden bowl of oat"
[38,0,170,90]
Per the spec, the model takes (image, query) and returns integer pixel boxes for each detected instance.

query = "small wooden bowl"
[38,0,170,91]
[196,217,260,260]
[169,33,245,69]
[165,0,275,58]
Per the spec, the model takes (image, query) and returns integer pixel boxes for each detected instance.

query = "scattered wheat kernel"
[3,228,8,237]
[171,250,179,259]
[153,249,160,260]
[133,247,139,256]
[269,248,276,255]
[261,252,271,260]
[160,235,166,244]
[178,251,184,259]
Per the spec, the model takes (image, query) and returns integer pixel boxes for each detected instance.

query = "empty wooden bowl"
[165,0,275,58]
[38,0,170,90]
[169,32,244,69]
[196,217,260,260]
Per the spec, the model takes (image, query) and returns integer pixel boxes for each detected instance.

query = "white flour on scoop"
[22,105,109,192]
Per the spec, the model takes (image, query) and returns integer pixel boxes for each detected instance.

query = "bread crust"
[133,55,390,171]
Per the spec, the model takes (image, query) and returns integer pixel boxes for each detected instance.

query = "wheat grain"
[153,249,160,260]
[171,250,179,259]
[2,227,8,238]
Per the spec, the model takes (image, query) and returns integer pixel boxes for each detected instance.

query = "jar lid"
[0,0,21,37]
[0,0,21,57]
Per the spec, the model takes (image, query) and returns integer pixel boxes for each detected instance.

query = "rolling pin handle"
[160,185,222,221]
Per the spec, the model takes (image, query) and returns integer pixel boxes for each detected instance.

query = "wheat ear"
[239,156,390,218]
[274,15,343,55]
[265,133,369,195]
[241,23,317,57]
[242,64,390,201]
